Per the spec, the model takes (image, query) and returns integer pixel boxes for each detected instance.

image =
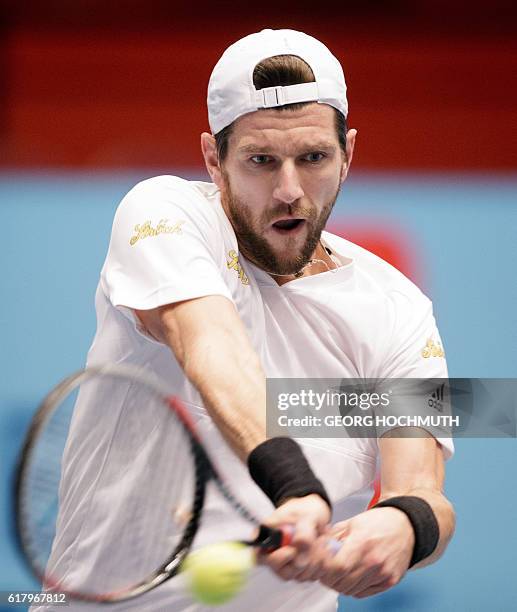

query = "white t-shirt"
[35,176,452,612]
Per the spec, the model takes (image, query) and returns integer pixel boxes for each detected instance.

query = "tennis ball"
[183,542,254,606]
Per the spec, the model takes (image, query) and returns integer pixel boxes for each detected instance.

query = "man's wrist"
[247,437,332,509]
[373,495,439,567]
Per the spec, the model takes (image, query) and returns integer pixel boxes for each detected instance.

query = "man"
[40,29,455,610]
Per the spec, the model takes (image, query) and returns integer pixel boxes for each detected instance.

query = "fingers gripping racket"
[14,365,296,603]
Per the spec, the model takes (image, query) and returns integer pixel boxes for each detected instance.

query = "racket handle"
[257,525,342,555]
[252,525,291,551]
[278,524,295,547]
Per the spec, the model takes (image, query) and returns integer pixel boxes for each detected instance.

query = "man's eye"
[303,152,325,163]
[250,155,271,164]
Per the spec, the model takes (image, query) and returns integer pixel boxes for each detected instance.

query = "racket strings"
[15,366,269,602]
[19,392,76,573]
[89,381,199,594]
[17,372,204,600]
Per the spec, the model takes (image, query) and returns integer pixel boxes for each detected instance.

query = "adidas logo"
[428,384,445,412]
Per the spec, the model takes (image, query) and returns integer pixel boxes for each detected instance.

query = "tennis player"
[38,29,455,610]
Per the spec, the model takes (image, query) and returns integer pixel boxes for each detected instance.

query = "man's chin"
[235,226,318,275]
[265,229,309,253]
[254,242,316,275]
[258,255,310,276]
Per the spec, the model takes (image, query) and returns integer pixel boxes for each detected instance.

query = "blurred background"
[1,1,516,610]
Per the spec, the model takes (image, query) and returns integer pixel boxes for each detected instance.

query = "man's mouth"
[271,218,306,234]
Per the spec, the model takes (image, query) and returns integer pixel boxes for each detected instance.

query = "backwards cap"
[207,29,348,135]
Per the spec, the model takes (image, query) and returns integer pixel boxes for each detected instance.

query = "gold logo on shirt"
[421,338,445,359]
[226,250,250,286]
[129,219,185,246]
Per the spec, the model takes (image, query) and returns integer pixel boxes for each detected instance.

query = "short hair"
[214,54,348,161]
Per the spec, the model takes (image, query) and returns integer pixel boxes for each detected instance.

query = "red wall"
[2,8,516,170]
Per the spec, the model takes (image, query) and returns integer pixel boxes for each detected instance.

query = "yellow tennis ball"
[183,542,254,606]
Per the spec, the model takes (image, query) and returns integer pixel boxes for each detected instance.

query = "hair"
[214,54,347,161]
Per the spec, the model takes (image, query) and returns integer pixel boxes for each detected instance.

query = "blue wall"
[2,171,516,611]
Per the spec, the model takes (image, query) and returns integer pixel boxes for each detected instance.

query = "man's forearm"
[154,297,267,461]
[179,325,267,461]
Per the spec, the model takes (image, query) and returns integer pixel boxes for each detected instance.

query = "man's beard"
[221,178,340,276]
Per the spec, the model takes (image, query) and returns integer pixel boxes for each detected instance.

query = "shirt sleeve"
[378,288,454,459]
[101,177,233,312]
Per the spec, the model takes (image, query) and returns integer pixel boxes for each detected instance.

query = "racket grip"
[278,524,295,547]
[253,525,342,555]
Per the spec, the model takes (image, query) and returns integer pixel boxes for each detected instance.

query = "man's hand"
[316,434,454,599]
[319,506,414,598]
[258,494,332,582]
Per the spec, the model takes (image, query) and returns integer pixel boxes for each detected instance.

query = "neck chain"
[265,242,338,279]
[293,256,335,278]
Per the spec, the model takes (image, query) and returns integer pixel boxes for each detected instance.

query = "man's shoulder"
[116,175,222,229]
[323,230,429,305]
[127,175,218,203]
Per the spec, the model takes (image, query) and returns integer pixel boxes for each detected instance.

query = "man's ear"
[340,128,357,183]
[201,132,224,189]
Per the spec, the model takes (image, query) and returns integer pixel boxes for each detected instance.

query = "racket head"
[13,365,209,602]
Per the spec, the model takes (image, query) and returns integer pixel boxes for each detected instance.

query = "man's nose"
[272,161,304,204]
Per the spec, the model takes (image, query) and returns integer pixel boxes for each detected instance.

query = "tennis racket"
[14,364,331,604]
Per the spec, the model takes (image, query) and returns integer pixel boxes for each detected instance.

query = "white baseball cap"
[207,28,348,134]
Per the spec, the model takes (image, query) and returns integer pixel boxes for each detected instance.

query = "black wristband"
[247,437,332,510]
[373,495,440,567]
